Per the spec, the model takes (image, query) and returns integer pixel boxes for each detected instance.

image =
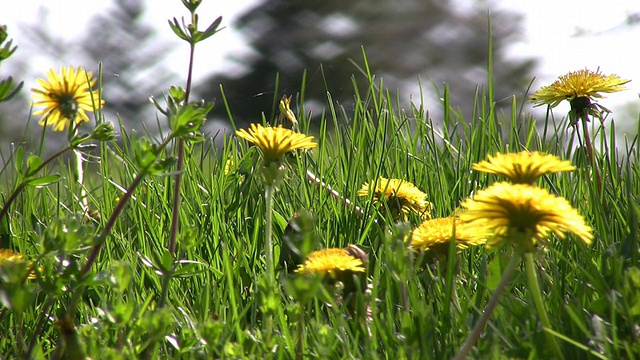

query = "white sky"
[2,0,255,82]
[3,0,640,123]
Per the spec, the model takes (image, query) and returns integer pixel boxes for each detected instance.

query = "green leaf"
[168,18,189,41]
[282,274,323,303]
[168,85,186,103]
[589,297,610,316]
[108,261,132,294]
[199,16,223,42]
[486,254,504,291]
[25,154,43,177]
[169,100,213,138]
[181,0,202,12]
[104,299,136,324]
[173,261,207,278]
[0,212,11,245]
[0,38,17,60]
[149,249,174,275]
[0,77,23,102]
[25,174,61,188]
[624,267,640,317]
[0,25,7,44]
[14,146,24,177]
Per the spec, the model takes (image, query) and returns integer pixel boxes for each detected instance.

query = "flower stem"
[453,251,521,360]
[160,29,196,310]
[580,115,602,191]
[264,183,276,283]
[263,183,276,339]
[524,253,564,359]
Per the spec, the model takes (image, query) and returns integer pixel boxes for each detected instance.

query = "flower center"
[569,96,592,119]
[52,92,79,120]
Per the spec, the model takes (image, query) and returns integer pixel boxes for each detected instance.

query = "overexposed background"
[3,0,640,131]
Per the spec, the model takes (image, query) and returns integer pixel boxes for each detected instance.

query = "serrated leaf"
[170,101,213,137]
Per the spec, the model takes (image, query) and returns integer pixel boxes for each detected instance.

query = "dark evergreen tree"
[197,0,535,126]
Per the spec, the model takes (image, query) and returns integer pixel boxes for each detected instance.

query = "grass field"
[1,4,639,359]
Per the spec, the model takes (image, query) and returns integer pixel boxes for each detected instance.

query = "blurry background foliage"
[0,0,534,146]
[198,0,535,125]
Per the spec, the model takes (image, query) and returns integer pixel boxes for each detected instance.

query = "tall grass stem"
[524,252,564,360]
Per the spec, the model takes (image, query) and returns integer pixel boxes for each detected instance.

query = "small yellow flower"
[473,151,575,184]
[278,95,297,126]
[0,248,37,280]
[460,182,592,251]
[31,66,104,132]
[295,248,365,277]
[358,177,432,220]
[530,68,629,109]
[410,217,487,252]
[224,158,235,175]
[235,124,316,163]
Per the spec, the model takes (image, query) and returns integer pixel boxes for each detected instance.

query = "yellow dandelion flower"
[460,182,592,251]
[31,66,104,132]
[358,177,432,219]
[473,151,575,184]
[278,94,297,126]
[0,249,37,280]
[410,217,487,252]
[295,248,365,277]
[235,123,316,163]
[530,68,629,109]
[0,248,26,263]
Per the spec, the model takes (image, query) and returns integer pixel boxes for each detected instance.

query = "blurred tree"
[197,0,535,127]
[79,0,177,129]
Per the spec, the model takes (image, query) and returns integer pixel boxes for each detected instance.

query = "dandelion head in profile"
[31,66,104,132]
[0,248,27,264]
[460,182,592,252]
[295,248,366,278]
[278,94,297,126]
[235,123,316,163]
[409,216,487,253]
[358,177,432,220]
[473,151,575,184]
[530,68,629,123]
